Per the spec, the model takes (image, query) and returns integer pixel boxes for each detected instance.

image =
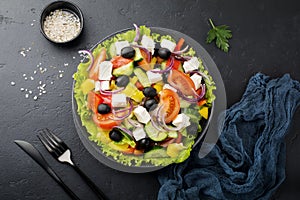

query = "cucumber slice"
[133,68,151,87]
[133,48,144,62]
[113,61,134,76]
[144,147,169,158]
[145,122,168,142]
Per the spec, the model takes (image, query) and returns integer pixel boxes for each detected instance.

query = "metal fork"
[37,128,109,200]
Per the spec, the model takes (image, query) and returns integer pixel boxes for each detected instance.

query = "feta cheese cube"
[146,70,163,84]
[95,80,110,91]
[132,127,146,141]
[183,57,200,73]
[172,113,191,128]
[141,35,155,54]
[112,93,127,107]
[160,39,176,52]
[162,84,177,92]
[115,41,130,55]
[190,73,202,90]
[98,61,113,81]
[133,106,151,124]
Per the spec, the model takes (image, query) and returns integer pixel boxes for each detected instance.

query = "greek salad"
[73,25,216,167]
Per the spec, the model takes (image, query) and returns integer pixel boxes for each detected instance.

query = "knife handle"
[72,164,108,200]
[45,166,81,200]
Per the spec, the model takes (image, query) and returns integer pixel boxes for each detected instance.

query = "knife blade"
[14,140,80,200]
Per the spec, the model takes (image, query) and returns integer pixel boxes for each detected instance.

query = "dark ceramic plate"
[72,27,224,173]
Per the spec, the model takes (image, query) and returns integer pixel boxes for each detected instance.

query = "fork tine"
[37,133,60,157]
[44,128,69,150]
[42,130,64,154]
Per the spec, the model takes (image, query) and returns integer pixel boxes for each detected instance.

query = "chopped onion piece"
[78,50,94,71]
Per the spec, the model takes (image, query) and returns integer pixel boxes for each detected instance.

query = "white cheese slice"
[141,35,155,54]
[183,57,200,73]
[94,80,110,91]
[190,73,202,90]
[98,61,113,81]
[172,113,191,128]
[132,127,147,141]
[115,41,130,55]
[146,70,163,84]
[133,106,151,124]
[160,39,176,52]
[112,93,127,108]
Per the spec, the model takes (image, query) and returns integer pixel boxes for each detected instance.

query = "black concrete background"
[1,0,299,199]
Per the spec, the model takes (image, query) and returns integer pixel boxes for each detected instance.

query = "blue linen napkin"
[157,73,300,200]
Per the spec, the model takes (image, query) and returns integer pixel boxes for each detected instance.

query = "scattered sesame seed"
[10,81,16,86]
[25,94,29,98]
[24,77,28,80]
[33,96,38,100]
[20,88,25,91]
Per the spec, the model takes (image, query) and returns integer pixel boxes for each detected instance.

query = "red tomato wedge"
[166,57,182,70]
[89,49,106,80]
[87,91,112,113]
[159,89,180,123]
[111,56,133,69]
[92,113,121,130]
[167,69,196,96]
[137,48,152,71]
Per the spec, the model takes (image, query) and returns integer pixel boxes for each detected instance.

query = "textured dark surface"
[0,0,299,199]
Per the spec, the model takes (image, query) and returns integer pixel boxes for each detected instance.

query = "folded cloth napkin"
[157,73,300,200]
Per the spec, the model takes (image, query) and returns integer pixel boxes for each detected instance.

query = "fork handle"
[45,166,81,200]
[72,164,109,200]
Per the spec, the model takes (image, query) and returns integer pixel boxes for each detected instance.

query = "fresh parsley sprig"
[206,18,232,53]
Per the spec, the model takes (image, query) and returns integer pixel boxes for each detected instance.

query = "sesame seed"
[10,81,16,86]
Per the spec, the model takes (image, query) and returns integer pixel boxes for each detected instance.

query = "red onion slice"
[78,50,94,71]
[99,81,125,96]
[127,118,143,128]
[150,56,174,74]
[172,45,189,55]
[113,126,133,137]
[111,98,133,120]
[133,24,140,42]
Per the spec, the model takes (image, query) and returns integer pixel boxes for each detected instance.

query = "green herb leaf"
[206,19,232,53]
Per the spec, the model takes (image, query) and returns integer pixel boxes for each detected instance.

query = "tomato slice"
[89,49,106,80]
[111,56,133,69]
[137,49,152,71]
[87,91,112,113]
[166,57,182,70]
[93,113,121,130]
[160,89,180,123]
[167,69,195,96]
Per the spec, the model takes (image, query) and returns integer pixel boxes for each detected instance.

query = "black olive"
[97,103,111,114]
[158,48,171,60]
[121,46,135,59]
[144,98,158,111]
[136,138,151,150]
[109,129,123,142]
[116,75,130,87]
[143,87,157,98]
